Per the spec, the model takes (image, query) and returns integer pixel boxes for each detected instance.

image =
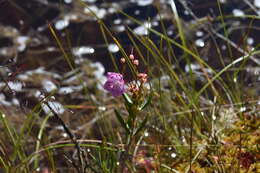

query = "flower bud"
[120,58,126,63]
[133,59,139,66]
[129,54,135,60]
[137,73,147,83]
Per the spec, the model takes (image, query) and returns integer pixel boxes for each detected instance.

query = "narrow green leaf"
[123,93,133,106]
[138,93,153,110]
[114,109,130,134]
[134,116,148,136]
[34,113,52,169]
[0,155,10,172]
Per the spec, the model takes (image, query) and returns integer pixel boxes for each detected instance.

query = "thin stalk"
[45,102,85,173]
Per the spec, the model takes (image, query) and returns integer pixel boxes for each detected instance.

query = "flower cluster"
[103,53,148,98]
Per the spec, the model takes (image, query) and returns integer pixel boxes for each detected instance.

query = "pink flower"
[137,73,148,83]
[103,72,125,97]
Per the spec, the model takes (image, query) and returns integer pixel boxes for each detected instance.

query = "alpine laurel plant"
[103,53,153,172]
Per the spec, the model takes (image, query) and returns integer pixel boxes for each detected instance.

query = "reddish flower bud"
[137,73,148,83]
[129,54,135,60]
[133,59,139,66]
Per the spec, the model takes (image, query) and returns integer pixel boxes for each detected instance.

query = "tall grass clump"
[0,0,259,172]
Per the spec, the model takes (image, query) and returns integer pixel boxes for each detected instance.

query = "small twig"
[63,154,79,171]
[211,29,260,66]
[243,0,259,15]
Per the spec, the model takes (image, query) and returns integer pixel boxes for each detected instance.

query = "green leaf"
[138,93,153,110]
[123,93,133,106]
[114,109,130,134]
[133,116,148,136]
[126,114,134,130]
